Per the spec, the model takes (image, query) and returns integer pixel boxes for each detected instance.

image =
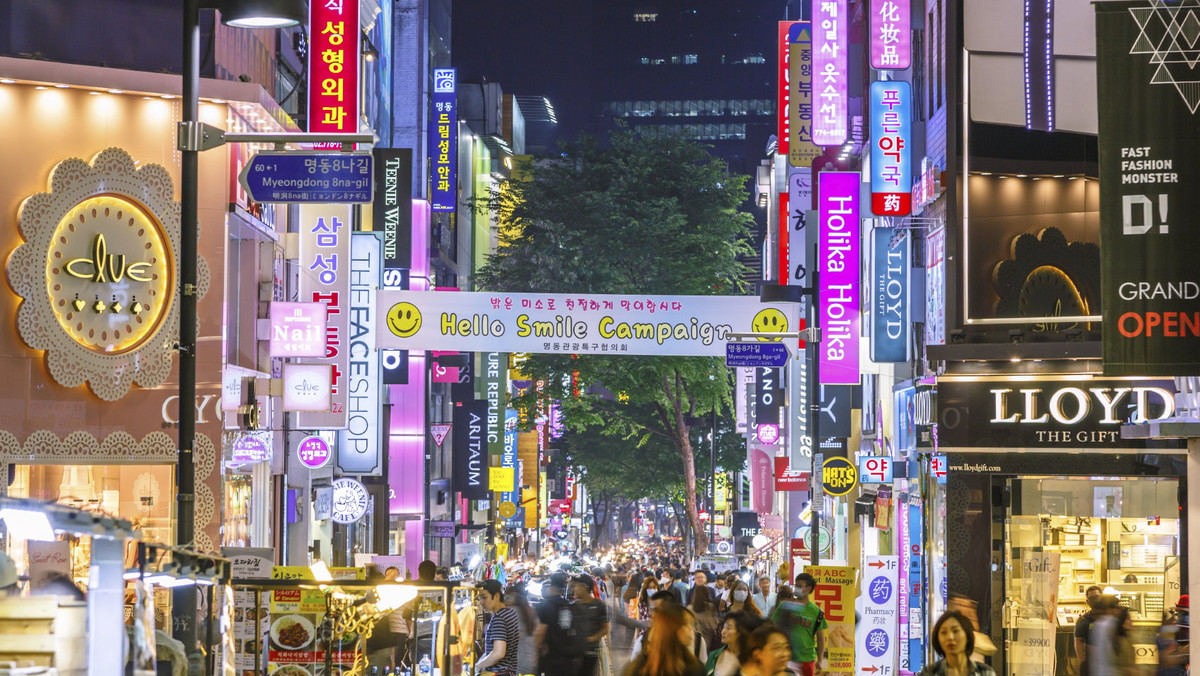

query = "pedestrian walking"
[917,610,996,676]
[622,601,705,676]
[574,574,612,676]
[1074,585,1104,676]
[735,623,792,676]
[704,611,761,676]
[476,579,521,676]
[751,576,776,616]
[688,585,721,649]
[1156,609,1188,676]
[506,584,539,676]
[770,572,826,676]
[726,581,762,619]
[769,586,794,618]
[537,572,580,676]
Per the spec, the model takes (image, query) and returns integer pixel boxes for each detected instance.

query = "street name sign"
[725,342,790,368]
[239,151,373,204]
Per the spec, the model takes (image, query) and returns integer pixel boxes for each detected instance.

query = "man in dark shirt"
[1074,585,1103,676]
[476,579,520,676]
[536,573,579,676]
[573,574,610,676]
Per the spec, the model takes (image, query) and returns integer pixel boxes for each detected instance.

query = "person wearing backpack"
[769,572,827,676]
[537,572,580,676]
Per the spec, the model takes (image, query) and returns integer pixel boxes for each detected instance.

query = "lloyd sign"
[937,378,1180,449]
[871,228,910,362]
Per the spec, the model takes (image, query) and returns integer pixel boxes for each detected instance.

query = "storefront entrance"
[1000,476,1180,676]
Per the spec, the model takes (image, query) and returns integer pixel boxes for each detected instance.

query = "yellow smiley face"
[751,308,788,341]
[386,302,423,338]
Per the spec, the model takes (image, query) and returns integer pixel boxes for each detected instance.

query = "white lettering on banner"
[988,387,1175,425]
[337,234,382,475]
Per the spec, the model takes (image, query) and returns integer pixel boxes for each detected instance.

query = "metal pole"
[709,407,716,553]
[173,1,202,670]
[809,243,820,567]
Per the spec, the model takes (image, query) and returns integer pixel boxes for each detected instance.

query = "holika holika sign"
[376,291,801,356]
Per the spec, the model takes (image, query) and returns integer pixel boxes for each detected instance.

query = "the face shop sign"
[937,378,1178,449]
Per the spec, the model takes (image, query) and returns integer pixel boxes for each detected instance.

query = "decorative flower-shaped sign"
[5,147,209,401]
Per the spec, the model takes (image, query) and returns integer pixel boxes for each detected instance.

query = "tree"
[478,129,755,553]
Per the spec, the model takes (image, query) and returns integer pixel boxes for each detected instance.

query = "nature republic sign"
[376,291,801,356]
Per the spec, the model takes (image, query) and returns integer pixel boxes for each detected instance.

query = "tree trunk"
[593,492,611,547]
[676,424,709,555]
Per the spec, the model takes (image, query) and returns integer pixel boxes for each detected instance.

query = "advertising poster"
[1097,2,1200,375]
[1012,552,1060,676]
[858,557,899,676]
[226,548,273,674]
[805,565,857,673]
[747,444,776,513]
[377,291,800,357]
[266,567,362,675]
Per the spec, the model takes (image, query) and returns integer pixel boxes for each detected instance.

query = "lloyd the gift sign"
[937,378,1178,448]
[871,228,911,362]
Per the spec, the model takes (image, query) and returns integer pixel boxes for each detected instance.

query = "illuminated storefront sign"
[232,434,271,464]
[269,302,328,357]
[297,435,332,469]
[871,227,911,363]
[282,363,333,412]
[788,23,821,167]
[858,456,893,484]
[308,0,359,137]
[871,0,911,70]
[430,68,457,212]
[296,204,351,428]
[331,477,370,524]
[813,0,849,146]
[778,21,795,160]
[869,81,912,216]
[336,233,382,475]
[6,148,198,401]
[817,171,861,384]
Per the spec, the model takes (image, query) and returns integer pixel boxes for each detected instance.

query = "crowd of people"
[1074,586,1190,676]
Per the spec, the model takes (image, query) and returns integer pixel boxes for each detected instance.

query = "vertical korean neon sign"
[870,81,912,216]
[871,0,911,70]
[813,0,848,146]
[430,69,457,212]
[308,0,359,136]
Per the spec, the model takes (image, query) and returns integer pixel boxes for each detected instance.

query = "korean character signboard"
[296,205,352,429]
[870,81,912,216]
[430,69,458,212]
[871,0,911,70]
[858,557,899,676]
[813,0,849,146]
[308,0,359,137]
[859,456,894,484]
[817,172,861,385]
[805,565,857,672]
[786,22,822,167]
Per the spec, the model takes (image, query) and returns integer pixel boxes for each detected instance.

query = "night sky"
[452,0,597,151]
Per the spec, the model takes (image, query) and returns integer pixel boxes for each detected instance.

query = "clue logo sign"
[281,363,333,412]
[6,148,204,401]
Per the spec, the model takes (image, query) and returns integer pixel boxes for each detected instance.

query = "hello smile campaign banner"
[376,291,801,357]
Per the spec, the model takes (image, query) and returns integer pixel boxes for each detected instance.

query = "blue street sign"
[725,342,790,368]
[239,151,373,204]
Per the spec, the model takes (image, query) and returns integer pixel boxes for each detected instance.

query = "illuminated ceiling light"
[219,0,305,28]
[54,84,69,89]
[108,89,124,94]
[161,94,174,99]
[210,99,227,104]
[35,86,47,90]
[980,172,992,176]
[89,91,101,96]
[0,79,14,84]
[1053,174,1064,178]
[1016,174,1028,178]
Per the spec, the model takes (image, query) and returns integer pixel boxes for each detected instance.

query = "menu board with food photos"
[266,566,363,675]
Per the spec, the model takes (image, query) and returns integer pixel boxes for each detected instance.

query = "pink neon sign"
[871,0,911,70]
[813,0,849,146]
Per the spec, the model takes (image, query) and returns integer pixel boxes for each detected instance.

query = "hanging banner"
[812,0,849,146]
[789,22,821,167]
[307,0,359,138]
[1097,2,1200,376]
[908,496,926,673]
[871,227,911,362]
[430,69,457,212]
[501,409,522,523]
[377,291,800,357]
[871,0,911,70]
[296,204,351,429]
[755,366,784,425]
[747,444,775,513]
[452,399,489,500]
[337,233,382,475]
[479,352,507,458]
[870,81,912,216]
[788,169,814,288]
[373,148,413,269]
[805,565,857,672]
[859,557,899,676]
[778,21,796,160]
[818,172,861,384]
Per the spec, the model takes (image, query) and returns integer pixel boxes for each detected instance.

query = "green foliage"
[480,129,757,553]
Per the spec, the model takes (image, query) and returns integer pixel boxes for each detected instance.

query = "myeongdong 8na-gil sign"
[376,291,800,356]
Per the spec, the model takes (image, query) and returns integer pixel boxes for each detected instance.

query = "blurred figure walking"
[917,610,995,676]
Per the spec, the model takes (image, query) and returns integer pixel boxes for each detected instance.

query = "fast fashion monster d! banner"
[1097,1,1200,375]
[376,292,800,356]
